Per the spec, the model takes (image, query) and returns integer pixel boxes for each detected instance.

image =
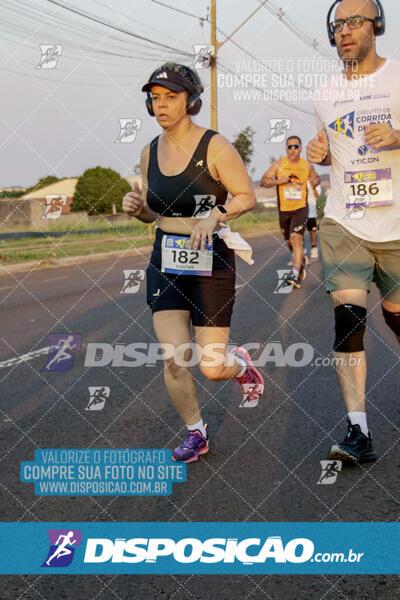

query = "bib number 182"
[171,249,199,265]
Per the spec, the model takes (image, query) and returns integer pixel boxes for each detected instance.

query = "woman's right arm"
[122,144,158,223]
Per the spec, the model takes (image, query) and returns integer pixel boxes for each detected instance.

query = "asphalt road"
[0,233,399,599]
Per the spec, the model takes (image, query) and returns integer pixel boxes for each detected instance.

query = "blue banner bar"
[0,522,399,574]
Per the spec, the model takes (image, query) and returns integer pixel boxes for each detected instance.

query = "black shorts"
[146,228,236,327]
[307,217,317,231]
[279,206,308,240]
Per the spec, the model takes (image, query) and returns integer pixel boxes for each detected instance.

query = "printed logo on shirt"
[328,111,355,139]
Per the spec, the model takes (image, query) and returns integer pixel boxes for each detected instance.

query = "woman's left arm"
[189,135,256,251]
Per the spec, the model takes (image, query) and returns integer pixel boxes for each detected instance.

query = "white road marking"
[0,347,51,369]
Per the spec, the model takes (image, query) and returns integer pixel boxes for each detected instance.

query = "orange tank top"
[277,157,309,212]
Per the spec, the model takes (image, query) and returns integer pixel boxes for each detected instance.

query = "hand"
[364,123,399,150]
[278,174,291,185]
[307,129,329,164]
[122,182,143,217]
[188,213,219,252]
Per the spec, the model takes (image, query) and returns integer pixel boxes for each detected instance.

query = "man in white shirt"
[307,0,400,463]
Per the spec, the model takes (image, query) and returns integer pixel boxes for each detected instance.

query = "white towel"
[216,224,254,265]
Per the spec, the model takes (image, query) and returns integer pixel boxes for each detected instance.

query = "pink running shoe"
[231,347,264,408]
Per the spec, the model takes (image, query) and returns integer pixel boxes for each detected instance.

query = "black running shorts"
[307,217,317,231]
[146,228,236,327]
[279,206,309,240]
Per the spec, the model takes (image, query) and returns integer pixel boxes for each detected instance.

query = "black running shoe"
[285,270,302,289]
[328,418,377,463]
[299,255,308,281]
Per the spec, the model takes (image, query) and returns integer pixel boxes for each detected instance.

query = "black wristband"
[320,152,329,164]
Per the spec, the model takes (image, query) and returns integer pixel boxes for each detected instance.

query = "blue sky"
[1,0,399,187]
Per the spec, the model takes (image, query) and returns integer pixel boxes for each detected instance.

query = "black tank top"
[146,129,228,218]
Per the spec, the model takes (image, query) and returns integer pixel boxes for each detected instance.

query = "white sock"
[234,356,246,378]
[187,419,206,437]
[293,266,300,277]
[348,412,369,436]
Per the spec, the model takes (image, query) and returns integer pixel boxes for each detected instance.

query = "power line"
[45,0,193,56]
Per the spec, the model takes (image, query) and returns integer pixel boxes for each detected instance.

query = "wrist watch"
[213,205,228,219]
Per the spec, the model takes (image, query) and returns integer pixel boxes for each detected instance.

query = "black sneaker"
[299,255,308,281]
[328,418,377,463]
[285,270,302,289]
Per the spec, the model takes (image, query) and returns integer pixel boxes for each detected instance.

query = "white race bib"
[284,186,302,201]
[343,168,393,209]
[161,234,213,276]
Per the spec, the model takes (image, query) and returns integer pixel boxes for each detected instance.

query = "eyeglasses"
[287,144,300,150]
[330,15,375,34]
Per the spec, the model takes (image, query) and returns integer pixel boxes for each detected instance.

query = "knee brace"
[382,307,400,336]
[334,304,367,353]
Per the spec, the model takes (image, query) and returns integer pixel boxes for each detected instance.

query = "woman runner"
[122,63,264,462]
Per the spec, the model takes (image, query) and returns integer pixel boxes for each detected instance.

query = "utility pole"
[210,0,219,130]
[209,0,268,131]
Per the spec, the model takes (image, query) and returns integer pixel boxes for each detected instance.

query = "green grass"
[0,236,154,264]
[0,207,279,265]
[0,218,150,234]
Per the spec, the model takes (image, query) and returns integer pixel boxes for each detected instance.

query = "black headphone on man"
[327,0,386,46]
[144,63,204,117]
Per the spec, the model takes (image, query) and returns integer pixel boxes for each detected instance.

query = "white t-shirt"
[307,183,321,219]
[313,59,400,242]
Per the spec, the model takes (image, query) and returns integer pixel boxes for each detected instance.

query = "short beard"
[338,38,373,67]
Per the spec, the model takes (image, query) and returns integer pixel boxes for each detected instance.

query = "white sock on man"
[187,419,206,437]
[348,411,369,436]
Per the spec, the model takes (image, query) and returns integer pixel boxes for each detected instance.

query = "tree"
[232,126,255,168]
[23,175,61,195]
[71,166,131,215]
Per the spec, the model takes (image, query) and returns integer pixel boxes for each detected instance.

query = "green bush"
[72,166,131,215]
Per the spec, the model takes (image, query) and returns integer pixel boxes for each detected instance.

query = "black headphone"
[327,0,386,46]
[145,63,204,117]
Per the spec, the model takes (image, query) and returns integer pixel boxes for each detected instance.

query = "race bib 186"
[344,168,393,208]
[161,235,213,276]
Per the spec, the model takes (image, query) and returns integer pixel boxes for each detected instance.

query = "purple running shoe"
[172,425,209,463]
[231,347,264,408]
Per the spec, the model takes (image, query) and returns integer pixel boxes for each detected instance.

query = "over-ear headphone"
[145,63,204,117]
[327,0,386,46]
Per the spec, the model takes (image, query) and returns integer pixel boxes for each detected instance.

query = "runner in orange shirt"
[261,136,320,288]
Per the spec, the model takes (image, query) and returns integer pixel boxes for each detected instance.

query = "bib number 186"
[350,183,378,196]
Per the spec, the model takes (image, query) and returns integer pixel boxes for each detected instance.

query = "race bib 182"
[161,235,213,276]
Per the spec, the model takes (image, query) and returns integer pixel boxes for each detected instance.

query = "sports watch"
[213,205,228,219]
